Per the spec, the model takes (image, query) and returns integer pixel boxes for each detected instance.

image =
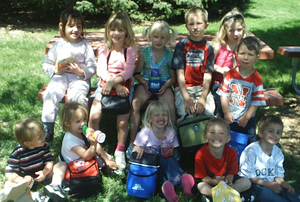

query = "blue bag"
[226,130,249,161]
[127,152,160,199]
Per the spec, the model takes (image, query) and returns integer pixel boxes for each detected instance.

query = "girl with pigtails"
[127,21,178,157]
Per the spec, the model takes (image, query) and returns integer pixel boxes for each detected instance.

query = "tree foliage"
[0,0,250,24]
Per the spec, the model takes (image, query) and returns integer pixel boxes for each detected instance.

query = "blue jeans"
[252,184,300,202]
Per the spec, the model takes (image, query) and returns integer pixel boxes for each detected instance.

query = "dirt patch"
[275,94,300,159]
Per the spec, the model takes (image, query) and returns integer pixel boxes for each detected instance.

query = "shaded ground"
[275,94,300,159]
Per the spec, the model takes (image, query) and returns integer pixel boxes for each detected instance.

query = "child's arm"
[132,146,145,159]
[134,53,151,94]
[251,177,283,194]
[71,135,97,160]
[196,72,212,114]
[95,144,118,171]
[202,176,225,186]
[157,69,176,95]
[237,105,258,127]
[275,177,295,194]
[224,174,234,186]
[34,162,53,182]
[214,64,231,76]
[176,69,194,114]
[220,96,235,123]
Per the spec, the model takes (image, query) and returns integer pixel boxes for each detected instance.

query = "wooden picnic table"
[45,32,274,60]
[277,46,300,94]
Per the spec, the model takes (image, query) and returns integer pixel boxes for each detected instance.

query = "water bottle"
[160,137,171,159]
[82,125,106,143]
[148,69,161,93]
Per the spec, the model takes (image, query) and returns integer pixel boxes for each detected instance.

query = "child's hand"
[282,182,295,194]
[237,116,249,128]
[157,84,167,95]
[196,97,206,114]
[268,182,282,194]
[184,98,195,114]
[34,170,46,182]
[168,146,174,156]
[140,78,151,94]
[132,146,144,159]
[224,112,235,124]
[115,85,129,97]
[54,65,69,75]
[68,62,84,76]
[106,160,118,171]
[101,80,115,95]
[224,175,234,186]
[211,176,225,186]
[86,132,97,146]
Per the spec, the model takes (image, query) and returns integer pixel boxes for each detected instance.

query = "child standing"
[217,36,266,144]
[128,21,178,156]
[192,118,252,201]
[239,115,300,202]
[88,12,137,173]
[132,101,187,190]
[211,8,247,117]
[5,118,67,202]
[60,102,117,170]
[42,8,96,142]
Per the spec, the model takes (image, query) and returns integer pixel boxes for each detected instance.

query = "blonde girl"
[88,12,137,173]
[42,8,97,142]
[60,102,117,170]
[128,21,178,157]
[211,8,247,117]
[132,101,184,186]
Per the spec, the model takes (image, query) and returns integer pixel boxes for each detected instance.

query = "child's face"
[204,124,230,148]
[109,26,126,46]
[150,34,169,50]
[65,111,87,136]
[237,43,258,70]
[24,130,45,149]
[186,14,208,41]
[63,18,83,43]
[226,21,244,44]
[258,123,283,146]
[149,110,168,130]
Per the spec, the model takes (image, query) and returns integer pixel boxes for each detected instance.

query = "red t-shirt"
[194,143,238,179]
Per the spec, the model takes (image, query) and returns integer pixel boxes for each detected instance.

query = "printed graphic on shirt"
[230,83,250,107]
[255,167,275,177]
[186,49,205,68]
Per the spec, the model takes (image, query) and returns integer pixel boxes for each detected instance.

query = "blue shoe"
[126,144,134,159]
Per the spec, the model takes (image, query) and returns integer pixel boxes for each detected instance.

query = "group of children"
[3,6,300,202]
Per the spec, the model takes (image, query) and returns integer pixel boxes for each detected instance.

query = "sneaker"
[126,144,134,159]
[44,184,67,202]
[201,194,212,202]
[31,192,51,202]
[114,150,126,171]
[240,189,256,202]
[161,181,179,202]
[44,127,54,143]
[181,174,194,196]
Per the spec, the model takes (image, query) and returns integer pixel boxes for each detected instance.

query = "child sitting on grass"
[192,118,253,202]
[239,115,300,202]
[5,118,67,202]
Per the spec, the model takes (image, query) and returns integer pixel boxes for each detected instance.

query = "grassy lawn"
[0,0,300,201]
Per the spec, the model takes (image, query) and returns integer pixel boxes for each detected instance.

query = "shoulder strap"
[106,48,127,65]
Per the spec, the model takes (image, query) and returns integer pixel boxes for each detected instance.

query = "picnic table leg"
[292,57,300,94]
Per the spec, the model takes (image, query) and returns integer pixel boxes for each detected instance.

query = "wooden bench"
[277,46,300,94]
[39,32,283,107]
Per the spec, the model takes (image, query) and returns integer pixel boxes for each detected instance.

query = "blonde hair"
[258,115,284,132]
[204,118,230,137]
[142,21,178,43]
[185,7,208,24]
[142,101,174,130]
[212,8,247,53]
[104,12,136,51]
[14,118,44,148]
[60,102,88,132]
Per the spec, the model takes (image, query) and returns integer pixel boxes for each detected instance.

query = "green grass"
[0,0,300,201]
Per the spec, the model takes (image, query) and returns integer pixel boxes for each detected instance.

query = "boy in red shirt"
[192,118,252,201]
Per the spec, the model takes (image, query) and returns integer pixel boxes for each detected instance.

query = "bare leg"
[158,88,176,126]
[88,98,102,130]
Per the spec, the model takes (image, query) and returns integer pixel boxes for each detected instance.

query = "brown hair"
[185,7,208,24]
[258,115,284,132]
[14,118,44,148]
[204,118,230,137]
[59,8,85,39]
[237,36,261,55]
